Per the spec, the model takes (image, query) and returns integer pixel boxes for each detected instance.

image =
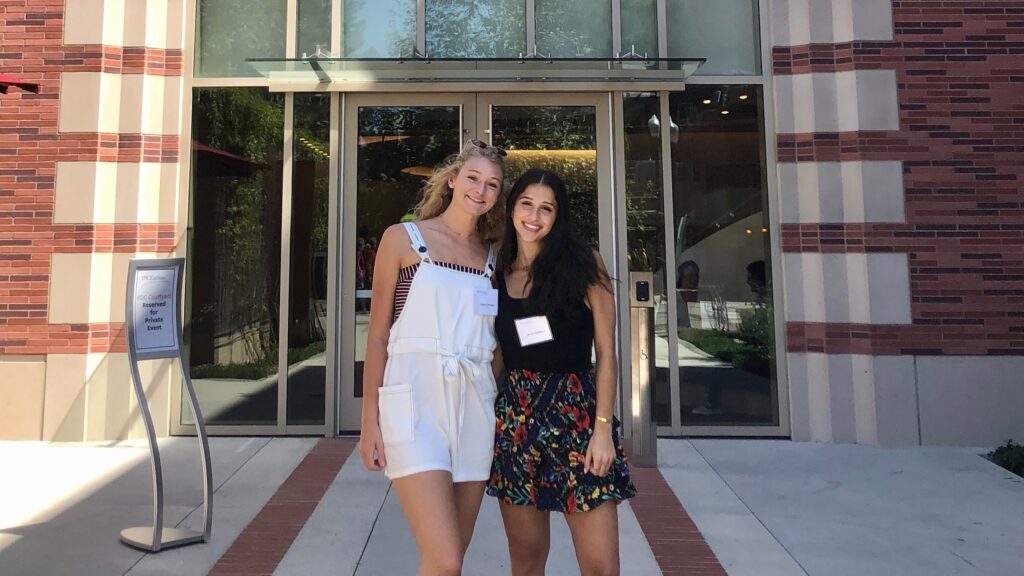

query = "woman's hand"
[359,421,387,472]
[584,422,615,477]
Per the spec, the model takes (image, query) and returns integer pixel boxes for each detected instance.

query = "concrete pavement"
[1,437,1021,575]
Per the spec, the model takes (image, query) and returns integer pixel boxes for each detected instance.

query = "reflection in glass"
[491,106,599,246]
[298,0,332,58]
[353,107,461,396]
[185,89,284,425]
[343,0,416,57]
[622,93,670,426]
[669,86,776,426]
[426,0,526,57]
[287,94,331,425]
[667,0,760,75]
[535,0,612,57]
[196,0,286,77]
[621,0,658,59]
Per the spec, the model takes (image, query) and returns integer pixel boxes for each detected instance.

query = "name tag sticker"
[474,288,499,316]
[515,315,554,347]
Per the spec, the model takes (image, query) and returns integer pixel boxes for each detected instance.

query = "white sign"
[132,267,179,355]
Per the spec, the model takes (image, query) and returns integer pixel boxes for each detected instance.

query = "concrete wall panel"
[784,253,911,324]
[771,0,893,47]
[65,0,185,49]
[43,354,89,441]
[775,71,899,134]
[873,356,919,446]
[917,357,1024,446]
[55,161,180,225]
[49,253,159,324]
[778,161,905,224]
[0,356,47,440]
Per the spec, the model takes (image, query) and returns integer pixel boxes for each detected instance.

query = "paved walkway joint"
[208,438,356,576]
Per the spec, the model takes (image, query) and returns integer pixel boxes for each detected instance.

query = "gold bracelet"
[595,415,610,424]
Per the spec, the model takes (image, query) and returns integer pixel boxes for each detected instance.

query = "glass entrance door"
[338,94,472,430]
[338,93,611,431]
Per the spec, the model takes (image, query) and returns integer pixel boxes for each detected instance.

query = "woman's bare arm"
[359,224,413,470]
[585,250,618,476]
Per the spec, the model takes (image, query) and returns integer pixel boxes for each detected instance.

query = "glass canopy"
[247,57,706,91]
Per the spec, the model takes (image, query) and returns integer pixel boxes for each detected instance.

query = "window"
[196,0,286,77]
[298,0,332,58]
[343,0,416,57]
[667,0,760,75]
[669,85,777,425]
[621,0,658,58]
[186,88,284,425]
[535,0,612,57]
[426,0,526,57]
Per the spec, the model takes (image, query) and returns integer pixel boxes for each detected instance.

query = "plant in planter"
[988,439,1024,477]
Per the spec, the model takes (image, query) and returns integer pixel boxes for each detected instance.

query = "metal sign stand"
[120,258,213,552]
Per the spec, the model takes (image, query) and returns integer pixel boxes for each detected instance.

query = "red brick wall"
[0,0,63,353]
[776,1,1024,356]
[0,0,180,355]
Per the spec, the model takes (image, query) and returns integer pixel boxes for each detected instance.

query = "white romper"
[378,222,499,481]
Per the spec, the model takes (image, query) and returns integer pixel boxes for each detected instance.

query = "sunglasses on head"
[468,138,508,157]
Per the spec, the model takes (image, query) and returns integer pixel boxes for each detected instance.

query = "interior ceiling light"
[720,110,730,115]
[739,94,749,100]
[702,99,712,105]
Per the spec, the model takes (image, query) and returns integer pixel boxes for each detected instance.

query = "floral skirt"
[486,369,636,513]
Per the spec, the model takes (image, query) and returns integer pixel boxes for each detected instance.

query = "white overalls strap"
[483,243,498,279]
[402,222,432,263]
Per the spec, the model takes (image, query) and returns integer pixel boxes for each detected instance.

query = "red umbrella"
[0,74,40,94]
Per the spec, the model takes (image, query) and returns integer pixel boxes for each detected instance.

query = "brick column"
[0,0,187,441]
[771,0,1024,445]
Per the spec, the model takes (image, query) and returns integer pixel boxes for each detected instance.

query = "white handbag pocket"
[378,384,415,445]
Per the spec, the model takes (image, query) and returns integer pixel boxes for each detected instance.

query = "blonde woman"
[360,140,507,575]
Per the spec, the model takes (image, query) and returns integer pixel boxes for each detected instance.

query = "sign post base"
[120,527,205,552]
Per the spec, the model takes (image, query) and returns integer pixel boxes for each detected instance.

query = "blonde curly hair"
[413,140,507,243]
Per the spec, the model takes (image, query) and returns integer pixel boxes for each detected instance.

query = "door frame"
[474,93,615,264]
[336,92,616,432]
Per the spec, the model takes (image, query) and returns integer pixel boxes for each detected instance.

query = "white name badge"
[474,288,499,316]
[515,315,554,347]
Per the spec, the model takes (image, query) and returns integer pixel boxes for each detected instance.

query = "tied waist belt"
[388,338,494,457]
[387,337,493,365]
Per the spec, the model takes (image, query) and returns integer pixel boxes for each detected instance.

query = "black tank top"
[495,273,595,373]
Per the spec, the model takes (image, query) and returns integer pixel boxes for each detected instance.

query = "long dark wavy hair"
[498,168,609,317]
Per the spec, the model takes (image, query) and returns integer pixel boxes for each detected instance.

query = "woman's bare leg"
[392,471,466,576]
[563,502,620,576]
[452,481,487,553]
[499,501,551,576]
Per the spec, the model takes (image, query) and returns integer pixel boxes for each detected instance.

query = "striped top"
[393,261,483,321]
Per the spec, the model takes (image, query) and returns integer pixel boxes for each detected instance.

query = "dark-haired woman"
[487,168,635,576]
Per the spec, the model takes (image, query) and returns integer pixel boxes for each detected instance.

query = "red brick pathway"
[207,438,356,576]
[629,467,728,575]
[207,439,725,575]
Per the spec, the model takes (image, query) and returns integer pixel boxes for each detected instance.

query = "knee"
[424,551,463,576]
[509,539,549,570]
[579,559,619,576]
